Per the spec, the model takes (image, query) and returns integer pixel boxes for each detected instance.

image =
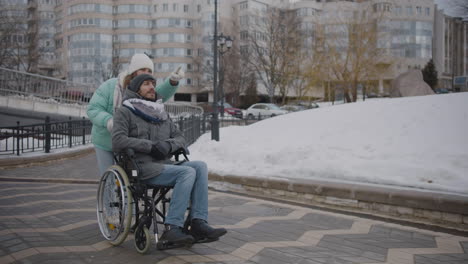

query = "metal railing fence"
[0,117,92,156]
[0,67,94,104]
[0,67,204,117]
[0,110,272,156]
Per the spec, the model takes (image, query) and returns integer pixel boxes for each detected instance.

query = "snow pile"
[190,93,468,195]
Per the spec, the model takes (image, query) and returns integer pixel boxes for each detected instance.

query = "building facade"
[433,7,468,91]
[1,0,467,103]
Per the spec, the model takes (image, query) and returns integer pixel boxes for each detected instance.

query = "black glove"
[150,141,171,160]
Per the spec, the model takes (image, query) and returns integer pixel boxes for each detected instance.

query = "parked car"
[197,102,243,118]
[435,88,449,94]
[280,105,305,113]
[294,101,320,109]
[245,103,288,119]
[220,102,243,118]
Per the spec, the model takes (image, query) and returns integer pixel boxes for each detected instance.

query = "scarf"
[123,98,168,123]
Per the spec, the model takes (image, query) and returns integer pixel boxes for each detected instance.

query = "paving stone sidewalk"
[0,153,467,264]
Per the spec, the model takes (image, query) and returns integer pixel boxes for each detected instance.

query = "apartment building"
[0,0,55,74]
[2,0,466,103]
[433,8,468,90]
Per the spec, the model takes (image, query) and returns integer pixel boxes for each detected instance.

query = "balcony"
[27,0,38,9]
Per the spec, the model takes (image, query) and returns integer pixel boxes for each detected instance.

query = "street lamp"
[211,0,233,141]
[217,33,233,117]
[211,0,220,141]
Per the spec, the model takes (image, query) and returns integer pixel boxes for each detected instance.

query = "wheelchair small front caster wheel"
[134,225,151,254]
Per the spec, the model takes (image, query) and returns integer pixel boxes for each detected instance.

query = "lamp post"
[211,0,233,141]
[211,0,219,141]
[217,33,233,117]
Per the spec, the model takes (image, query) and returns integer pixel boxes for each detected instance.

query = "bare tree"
[452,0,468,17]
[111,41,123,77]
[304,2,394,103]
[245,7,304,103]
[0,7,31,71]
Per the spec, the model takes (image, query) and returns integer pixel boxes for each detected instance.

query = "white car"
[245,103,288,119]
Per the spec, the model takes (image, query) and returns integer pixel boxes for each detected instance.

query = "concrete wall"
[0,96,88,118]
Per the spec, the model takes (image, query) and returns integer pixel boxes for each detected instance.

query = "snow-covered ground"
[190,93,468,195]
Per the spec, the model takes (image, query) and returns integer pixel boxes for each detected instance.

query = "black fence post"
[202,114,206,134]
[82,117,86,145]
[45,116,51,153]
[16,121,20,156]
[178,116,185,141]
[68,116,72,148]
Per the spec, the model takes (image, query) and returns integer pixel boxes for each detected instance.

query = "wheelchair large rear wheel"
[97,165,133,246]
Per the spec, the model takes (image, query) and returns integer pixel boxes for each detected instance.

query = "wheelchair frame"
[96,148,190,254]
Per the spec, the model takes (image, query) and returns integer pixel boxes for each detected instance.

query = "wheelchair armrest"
[117,148,141,178]
[126,148,136,159]
[173,147,190,162]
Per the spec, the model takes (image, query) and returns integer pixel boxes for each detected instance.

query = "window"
[184,5,188,12]
[425,7,430,16]
[240,2,248,10]
[163,4,168,12]
[173,3,177,12]
[240,45,248,55]
[406,6,413,15]
[154,4,157,12]
[416,6,422,15]
[240,31,248,40]
[394,6,402,15]
[198,5,201,12]
[240,16,248,25]
[186,49,192,56]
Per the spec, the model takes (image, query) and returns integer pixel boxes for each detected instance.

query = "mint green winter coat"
[87,74,178,151]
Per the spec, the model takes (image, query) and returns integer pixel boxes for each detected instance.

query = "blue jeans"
[94,147,114,176]
[143,161,208,227]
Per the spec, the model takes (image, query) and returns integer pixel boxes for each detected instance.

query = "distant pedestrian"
[87,53,184,175]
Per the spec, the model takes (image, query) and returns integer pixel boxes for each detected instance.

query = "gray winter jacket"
[112,89,186,180]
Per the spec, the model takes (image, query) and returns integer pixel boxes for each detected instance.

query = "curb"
[0,176,98,185]
[208,173,468,229]
[0,146,94,169]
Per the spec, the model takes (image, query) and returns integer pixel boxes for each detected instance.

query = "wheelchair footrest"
[156,238,193,250]
[193,237,220,244]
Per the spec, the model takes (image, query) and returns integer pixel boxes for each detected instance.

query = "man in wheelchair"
[111,73,227,247]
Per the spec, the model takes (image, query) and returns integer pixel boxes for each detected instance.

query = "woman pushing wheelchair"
[111,73,227,247]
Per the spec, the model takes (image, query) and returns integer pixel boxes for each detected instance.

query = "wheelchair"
[96,148,191,254]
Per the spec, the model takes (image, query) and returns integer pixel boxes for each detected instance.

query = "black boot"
[190,218,227,243]
[157,224,194,250]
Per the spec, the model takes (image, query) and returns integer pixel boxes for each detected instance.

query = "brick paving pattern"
[0,153,467,263]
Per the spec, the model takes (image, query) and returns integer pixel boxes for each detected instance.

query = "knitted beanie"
[128,74,156,93]
[128,54,154,75]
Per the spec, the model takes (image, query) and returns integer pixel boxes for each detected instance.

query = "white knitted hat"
[127,53,154,75]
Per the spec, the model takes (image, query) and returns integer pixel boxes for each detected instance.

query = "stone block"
[396,206,413,216]
[325,196,358,207]
[441,212,462,224]
[272,189,285,197]
[422,210,442,221]
[463,215,468,224]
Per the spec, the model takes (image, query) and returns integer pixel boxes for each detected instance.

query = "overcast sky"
[434,0,465,17]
